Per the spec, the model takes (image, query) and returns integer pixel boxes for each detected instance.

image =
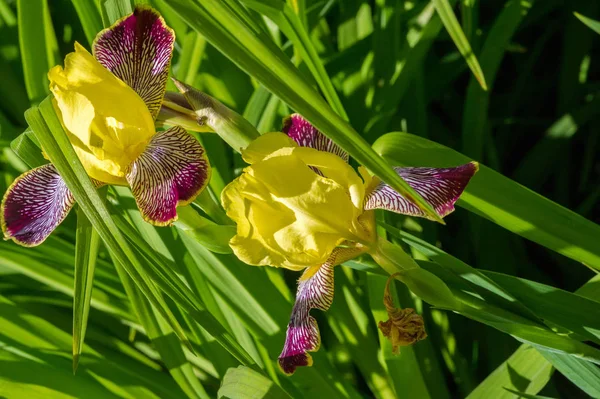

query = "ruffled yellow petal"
[222,135,376,270]
[48,42,155,183]
[242,131,298,164]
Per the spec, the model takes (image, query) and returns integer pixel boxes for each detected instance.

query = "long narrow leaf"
[72,207,101,373]
[574,12,600,35]
[373,132,600,270]
[432,0,487,90]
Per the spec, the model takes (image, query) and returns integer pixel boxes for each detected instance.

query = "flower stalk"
[170,79,260,152]
[370,237,460,310]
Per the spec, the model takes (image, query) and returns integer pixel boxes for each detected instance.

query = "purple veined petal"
[126,126,211,226]
[93,5,175,120]
[278,246,365,375]
[278,261,334,375]
[1,164,75,247]
[364,162,479,219]
[283,114,349,162]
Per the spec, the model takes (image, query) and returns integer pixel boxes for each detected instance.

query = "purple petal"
[278,261,335,375]
[283,114,349,162]
[1,164,75,246]
[364,162,479,219]
[278,245,365,375]
[93,5,175,120]
[126,126,211,226]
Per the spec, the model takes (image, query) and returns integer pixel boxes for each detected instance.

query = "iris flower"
[2,7,210,246]
[221,114,478,374]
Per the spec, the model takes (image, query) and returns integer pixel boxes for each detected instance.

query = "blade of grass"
[0,294,184,398]
[432,0,487,90]
[0,0,16,26]
[112,252,210,399]
[10,129,47,168]
[241,0,349,119]
[461,0,533,159]
[539,350,600,398]
[102,0,132,27]
[17,0,54,103]
[71,0,104,45]
[466,345,553,399]
[574,12,600,35]
[218,366,292,399]
[0,241,133,320]
[72,207,101,373]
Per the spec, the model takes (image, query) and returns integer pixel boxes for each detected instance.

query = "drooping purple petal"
[278,260,335,375]
[364,162,479,219]
[1,164,75,247]
[278,246,365,375]
[283,114,349,162]
[93,5,175,120]
[126,126,210,226]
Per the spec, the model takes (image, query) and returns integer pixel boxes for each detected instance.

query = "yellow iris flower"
[220,114,477,375]
[2,6,211,247]
[222,132,376,270]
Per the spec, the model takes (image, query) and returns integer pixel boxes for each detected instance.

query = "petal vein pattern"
[283,114,349,162]
[278,245,366,375]
[126,126,210,226]
[1,164,75,246]
[364,163,478,219]
[278,259,335,375]
[93,6,175,119]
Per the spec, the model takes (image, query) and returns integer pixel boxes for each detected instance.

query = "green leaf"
[431,0,487,90]
[538,350,600,398]
[241,0,349,119]
[502,390,556,399]
[373,132,600,270]
[0,294,183,398]
[72,207,101,373]
[466,345,553,399]
[574,12,600,35]
[17,0,54,103]
[461,0,533,159]
[0,240,133,320]
[102,0,133,26]
[71,0,103,45]
[174,205,235,254]
[483,271,600,345]
[10,129,46,168]
[164,0,443,222]
[112,253,210,399]
[218,366,292,399]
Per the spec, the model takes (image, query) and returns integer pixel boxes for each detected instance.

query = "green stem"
[370,237,461,310]
[171,79,260,152]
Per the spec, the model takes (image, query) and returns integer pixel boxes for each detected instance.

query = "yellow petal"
[223,147,374,269]
[242,131,298,164]
[48,43,155,183]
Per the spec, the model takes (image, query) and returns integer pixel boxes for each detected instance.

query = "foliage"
[0,0,599,398]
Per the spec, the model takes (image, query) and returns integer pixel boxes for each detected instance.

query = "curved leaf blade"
[373,132,600,270]
[432,0,487,90]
